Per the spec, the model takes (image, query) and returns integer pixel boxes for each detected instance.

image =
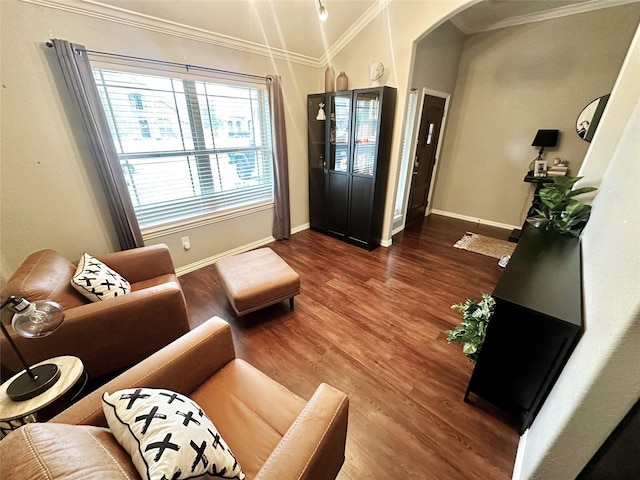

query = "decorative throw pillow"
[102,388,245,480]
[70,253,131,302]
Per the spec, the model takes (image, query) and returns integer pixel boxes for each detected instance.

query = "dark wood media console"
[465,225,583,433]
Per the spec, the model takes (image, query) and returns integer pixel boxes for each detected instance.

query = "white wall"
[430,5,640,228]
[515,23,640,480]
[0,0,317,278]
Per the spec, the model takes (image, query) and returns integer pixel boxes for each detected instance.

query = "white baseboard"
[512,429,529,480]
[430,209,520,232]
[175,223,310,276]
[292,223,310,234]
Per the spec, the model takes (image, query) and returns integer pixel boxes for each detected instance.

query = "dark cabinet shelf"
[307,87,397,250]
[465,226,583,433]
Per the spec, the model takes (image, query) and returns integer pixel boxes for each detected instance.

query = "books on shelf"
[547,165,568,176]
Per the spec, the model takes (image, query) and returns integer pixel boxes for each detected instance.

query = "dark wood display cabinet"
[307,87,396,250]
[465,226,584,434]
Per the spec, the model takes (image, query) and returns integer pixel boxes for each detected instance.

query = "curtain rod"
[45,41,268,81]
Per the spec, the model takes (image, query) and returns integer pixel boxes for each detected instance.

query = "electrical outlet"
[181,236,191,250]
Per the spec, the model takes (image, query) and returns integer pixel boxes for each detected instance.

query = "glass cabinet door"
[329,93,351,173]
[352,91,380,176]
[307,95,326,170]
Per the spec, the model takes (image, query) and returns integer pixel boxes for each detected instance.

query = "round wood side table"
[0,356,85,438]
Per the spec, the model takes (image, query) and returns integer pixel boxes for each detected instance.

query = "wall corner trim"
[512,428,529,480]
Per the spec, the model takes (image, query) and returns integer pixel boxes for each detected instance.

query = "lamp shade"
[0,297,65,401]
[532,129,559,148]
[11,299,64,338]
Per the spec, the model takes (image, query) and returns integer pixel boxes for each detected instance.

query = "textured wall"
[430,5,640,228]
[412,21,466,95]
[516,23,640,480]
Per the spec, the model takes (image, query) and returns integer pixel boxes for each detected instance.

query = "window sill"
[141,201,274,240]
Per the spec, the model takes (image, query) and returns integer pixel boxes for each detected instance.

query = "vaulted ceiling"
[74,0,634,63]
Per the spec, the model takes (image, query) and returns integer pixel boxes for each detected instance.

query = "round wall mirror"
[576,94,610,142]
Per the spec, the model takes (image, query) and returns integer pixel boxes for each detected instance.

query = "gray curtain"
[266,75,291,240]
[51,39,143,250]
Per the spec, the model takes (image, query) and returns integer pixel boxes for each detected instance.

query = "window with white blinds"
[92,68,274,233]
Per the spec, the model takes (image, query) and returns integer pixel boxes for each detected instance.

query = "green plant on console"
[526,176,598,237]
[445,293,495,365]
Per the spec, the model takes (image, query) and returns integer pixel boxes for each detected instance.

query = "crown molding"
[319,0,392,65]
[21,0,321,67]
[25,0,623,68]
[450,0,639,35]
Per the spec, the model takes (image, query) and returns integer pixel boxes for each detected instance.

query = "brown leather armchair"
[0,317,349,479]
[0,244,190,380]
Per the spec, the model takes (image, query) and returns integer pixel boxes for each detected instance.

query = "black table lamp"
[529,129,559,174]
[532,129,559,160]
[0,296,65,401]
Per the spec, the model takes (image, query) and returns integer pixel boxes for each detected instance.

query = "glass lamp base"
[6,364,61,401]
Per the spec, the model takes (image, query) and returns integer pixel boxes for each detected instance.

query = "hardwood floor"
[178,214,520,479]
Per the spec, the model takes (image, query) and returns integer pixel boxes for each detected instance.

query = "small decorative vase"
[324,66,335,92]
[336,71,348,91]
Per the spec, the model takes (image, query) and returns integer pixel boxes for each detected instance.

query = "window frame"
[90,59,275,239]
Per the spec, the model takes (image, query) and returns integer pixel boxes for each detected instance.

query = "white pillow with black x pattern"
[70,253,131,302]
[103,387,244,480]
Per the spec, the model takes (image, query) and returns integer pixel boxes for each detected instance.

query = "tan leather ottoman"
[214,247,300,316]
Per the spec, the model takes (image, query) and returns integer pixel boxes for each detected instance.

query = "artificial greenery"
[445,293,495,365]
[526,176,598,237]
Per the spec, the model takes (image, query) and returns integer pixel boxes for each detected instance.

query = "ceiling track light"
[318,0,328,21]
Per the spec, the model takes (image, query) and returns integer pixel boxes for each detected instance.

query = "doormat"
[453,232,516,259]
